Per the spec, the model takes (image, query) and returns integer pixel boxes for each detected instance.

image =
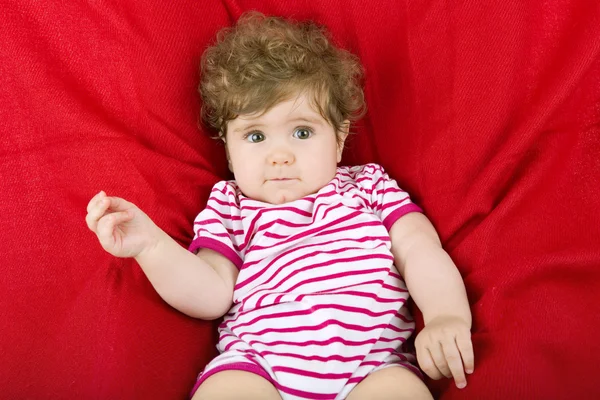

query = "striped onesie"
[189,163,423,399]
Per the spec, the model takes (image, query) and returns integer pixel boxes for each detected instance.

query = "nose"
[267,146,295,166]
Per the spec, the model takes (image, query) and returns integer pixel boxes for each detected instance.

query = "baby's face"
[225,92,346,204]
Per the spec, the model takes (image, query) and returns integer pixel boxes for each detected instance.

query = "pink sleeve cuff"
[188,237,243,269]
[382,203,423,231]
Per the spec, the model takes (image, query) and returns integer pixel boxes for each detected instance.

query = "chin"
[269,190,304,205]
[272,193,292,205]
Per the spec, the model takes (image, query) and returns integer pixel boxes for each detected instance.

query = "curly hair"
[199,11,366,141]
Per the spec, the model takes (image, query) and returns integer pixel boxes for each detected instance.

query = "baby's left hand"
[414,315,474,389]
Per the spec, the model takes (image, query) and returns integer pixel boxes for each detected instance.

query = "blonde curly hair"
[199,11,366,141]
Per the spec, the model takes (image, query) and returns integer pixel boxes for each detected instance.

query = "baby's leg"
[191,370,282,400]
[346,366,433,400]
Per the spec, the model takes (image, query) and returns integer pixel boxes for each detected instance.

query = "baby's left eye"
[293,128,313,140]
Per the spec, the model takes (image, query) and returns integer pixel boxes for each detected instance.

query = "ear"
[336,121,350,163]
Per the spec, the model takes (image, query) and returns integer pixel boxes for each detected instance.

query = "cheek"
[227,145,246,167]
[319,138,340,162]
[229,148,261,178]
[303,142,338,174]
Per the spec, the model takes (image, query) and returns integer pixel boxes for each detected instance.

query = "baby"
[86,12,473,400]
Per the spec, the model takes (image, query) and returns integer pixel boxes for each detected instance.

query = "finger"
[96,211,132,246]
[441,336,467,389]
[106,196,134,212]
[456,332,475,374]
[416,346,443,380]
[429,342,452,379]
[85,194,111,232]
[86,191,106,213]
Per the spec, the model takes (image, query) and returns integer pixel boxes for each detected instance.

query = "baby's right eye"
[245,132,265,143]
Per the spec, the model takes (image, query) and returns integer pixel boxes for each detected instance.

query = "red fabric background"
[1,0,599,399]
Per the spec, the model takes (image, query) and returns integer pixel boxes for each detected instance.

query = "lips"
[267,178,297,182]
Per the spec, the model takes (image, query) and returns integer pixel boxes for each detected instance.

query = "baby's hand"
[415,315,474,389]
[85,191,160,258]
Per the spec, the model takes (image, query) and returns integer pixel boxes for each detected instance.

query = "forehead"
[229,92,328,131]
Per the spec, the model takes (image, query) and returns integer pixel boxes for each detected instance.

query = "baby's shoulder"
[206,179,243,208]
[336,163,387,191]
[338,163,387,178]
[210,179,239,194]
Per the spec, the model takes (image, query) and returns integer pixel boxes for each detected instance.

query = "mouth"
[267,178,298,182]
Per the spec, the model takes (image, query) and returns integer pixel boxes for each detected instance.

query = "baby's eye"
[245,132,265,143]
[293,127,313,140]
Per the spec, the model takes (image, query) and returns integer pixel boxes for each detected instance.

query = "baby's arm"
[135,233,237,320]
[389,212,474,388]
[86,191,237,320]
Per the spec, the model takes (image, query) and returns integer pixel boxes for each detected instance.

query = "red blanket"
[2,1,599,398]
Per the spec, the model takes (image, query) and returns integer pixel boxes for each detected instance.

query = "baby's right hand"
[85,191,160,258]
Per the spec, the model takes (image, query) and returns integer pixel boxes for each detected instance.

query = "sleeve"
[361,164,423,231]
[187,181,244,269]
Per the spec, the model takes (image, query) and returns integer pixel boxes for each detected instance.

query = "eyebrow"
[231,123,265,134]
[231,116,325,134]
[289,116,325,126]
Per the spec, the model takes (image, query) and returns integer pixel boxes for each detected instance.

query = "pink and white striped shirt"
[189,163,422,400]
